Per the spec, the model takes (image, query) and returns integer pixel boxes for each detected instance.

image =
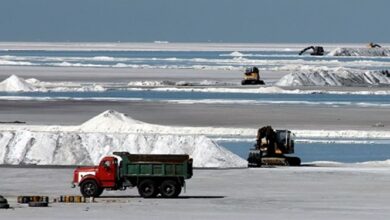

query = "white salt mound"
[0,130,247,168]
[10,75,106,92]
[0,75,37,92]
[50,84,106,92]
[127,80,233,87]
[25,78,41,85]
[128,81,176,87]
[182,80,234,86]
[229,51,245,57]
[357,159,390,167]
[329,47,390,56]
[78,110,254,137]
[0,110,248,167]
[80,110,144,132]
[276,69,390,86]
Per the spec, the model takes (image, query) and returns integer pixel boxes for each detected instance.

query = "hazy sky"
[0,0,388,43]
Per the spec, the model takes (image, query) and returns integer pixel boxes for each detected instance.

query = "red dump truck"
[72,152,193,198]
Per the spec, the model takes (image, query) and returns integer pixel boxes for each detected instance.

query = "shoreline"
[3,42,390,51]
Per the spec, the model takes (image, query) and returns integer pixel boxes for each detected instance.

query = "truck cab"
[72,156,120,197]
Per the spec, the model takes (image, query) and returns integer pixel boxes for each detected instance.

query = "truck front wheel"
[160,180,181,198]
[138,179,158,198]
[80,180,103,197]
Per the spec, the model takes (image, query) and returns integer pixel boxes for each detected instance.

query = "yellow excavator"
[247,126,301,167]
[241,67,265,85]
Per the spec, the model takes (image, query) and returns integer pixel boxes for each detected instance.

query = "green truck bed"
[113,152,193,179]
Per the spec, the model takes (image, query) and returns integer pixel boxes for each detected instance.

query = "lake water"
[217,140,390,163]
[1,90,390,108]
[1,49,390,70]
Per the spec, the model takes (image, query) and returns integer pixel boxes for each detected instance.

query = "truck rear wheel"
[80,180,103,197]
[160,180,181,198]
[138,179,158,198]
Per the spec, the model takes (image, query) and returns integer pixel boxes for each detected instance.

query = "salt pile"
[0,110,247,168]
[276,69,390,86]
[26,77,106,92]
[357,159,390,167]
[329,47,390,56]
[50,84,106,92]
[128,80,234,87]
[0,75,107,92]
[128,81,176,87]
[78,110,253,136]
[25,78,41,85]
[0,75,37,92]
[0,131,247,168]
[228,51,245,57]
[79,109,145,132]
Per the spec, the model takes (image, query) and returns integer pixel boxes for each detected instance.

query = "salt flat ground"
[0,66,250,83]
[1,99,389,131]
[0,167,389,220]
[0,66,389,130]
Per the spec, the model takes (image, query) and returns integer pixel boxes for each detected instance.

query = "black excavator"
[299,46,325,56]
[368,42,382,48]
[247,126,301,167]
[380,70,390,77]
[241,66,265,85]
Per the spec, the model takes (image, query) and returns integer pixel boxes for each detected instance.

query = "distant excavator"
[247,126,301,167]
[380,70,390,77]
[241,66,265,85]
[368,42,382,48]
[299,46,325,56]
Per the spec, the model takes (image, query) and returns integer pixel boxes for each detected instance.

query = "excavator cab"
[241,67,265,85]
[247,126,301,167]
[275,130,295,155]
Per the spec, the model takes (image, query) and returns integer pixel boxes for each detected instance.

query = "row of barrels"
[16,195,88,207]
[0,195,90,209]
[17,196,50,207]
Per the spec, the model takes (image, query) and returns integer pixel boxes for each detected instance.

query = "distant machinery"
[241,67,265,85]
[299,46,325,56]
[368,42,382,48]
[247,126,301,167]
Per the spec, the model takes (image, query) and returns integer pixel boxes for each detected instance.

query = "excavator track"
[285,156,301,166]
[261,156,300,166]
[247,149,301,167]
[261,157,289,166]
